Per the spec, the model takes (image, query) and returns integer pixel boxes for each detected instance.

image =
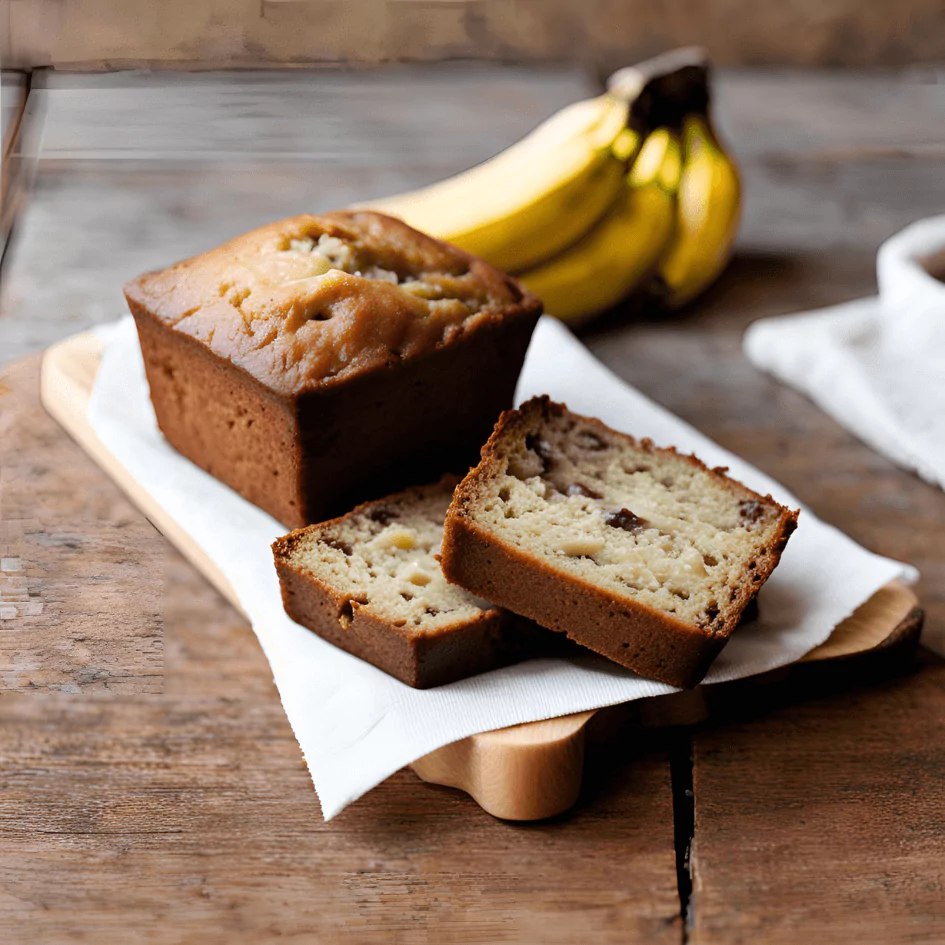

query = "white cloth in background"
[745,216,945,492]
[88,315,916,819]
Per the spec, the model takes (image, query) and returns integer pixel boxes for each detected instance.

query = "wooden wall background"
[3,0,945,71]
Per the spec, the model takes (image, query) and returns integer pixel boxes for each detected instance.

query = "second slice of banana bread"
[272,478,544,688]
[440,397,798,688]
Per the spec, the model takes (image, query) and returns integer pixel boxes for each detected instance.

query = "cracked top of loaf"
[123,211,541,396]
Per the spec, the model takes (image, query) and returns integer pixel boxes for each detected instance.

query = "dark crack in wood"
[669,728,695,943]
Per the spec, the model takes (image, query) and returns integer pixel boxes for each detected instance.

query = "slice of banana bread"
[440,397,798,688]
[272,478,544,688]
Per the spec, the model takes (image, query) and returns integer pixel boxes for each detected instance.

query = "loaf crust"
[125,211,541,528]
[272,481,546,688]
[440,397,799,688]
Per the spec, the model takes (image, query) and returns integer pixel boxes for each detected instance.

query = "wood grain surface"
[1,65,944,942]
[690,651,945,944]
[0,354,164,692]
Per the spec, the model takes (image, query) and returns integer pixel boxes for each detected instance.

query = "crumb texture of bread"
[441,397,798,685]
[279,480,494,637]
[124,210,538,395]
[272,479,543,688]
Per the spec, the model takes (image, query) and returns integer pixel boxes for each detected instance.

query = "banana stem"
[607,47,711,134]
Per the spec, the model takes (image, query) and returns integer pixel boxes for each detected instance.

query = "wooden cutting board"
[40,331,922,821]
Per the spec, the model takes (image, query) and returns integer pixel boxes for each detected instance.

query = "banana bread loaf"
[440,397,798,688]
[124,211,541,528]
[272,478,545,688]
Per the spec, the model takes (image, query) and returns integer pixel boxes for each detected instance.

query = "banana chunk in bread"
[272,479,543,688]
[440,397,798,688]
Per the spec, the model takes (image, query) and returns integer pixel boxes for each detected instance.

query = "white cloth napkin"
[88,315,916,819]
[745,216,945,492]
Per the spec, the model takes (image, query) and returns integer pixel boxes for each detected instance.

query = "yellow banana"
[359,94,632,273]
[654,114,741,308]
[353,47,727,319]
[517,129,681,325]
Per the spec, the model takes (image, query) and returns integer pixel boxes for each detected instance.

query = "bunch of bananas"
[360,48,741,325]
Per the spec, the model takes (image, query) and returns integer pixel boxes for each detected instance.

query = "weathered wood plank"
[24,67,945,165]
[0,355,164,692]
[29,66,595,162]
[688,651,945,943]
[713,69,945,161]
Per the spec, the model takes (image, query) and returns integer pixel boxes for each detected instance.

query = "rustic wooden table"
[1,66,943,943]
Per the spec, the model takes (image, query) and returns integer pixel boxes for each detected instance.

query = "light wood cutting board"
[40,331,922,821]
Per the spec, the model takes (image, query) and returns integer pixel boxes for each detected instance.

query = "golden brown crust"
[440,396,799,688]
[124,210,540,396]
[126,212,541,528]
